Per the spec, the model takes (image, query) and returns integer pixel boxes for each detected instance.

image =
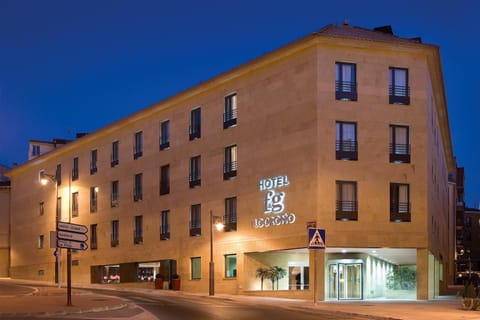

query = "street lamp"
[209,210,224,296]
[39,171,60,287]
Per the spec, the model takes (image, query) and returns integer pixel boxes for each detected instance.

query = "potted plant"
[172,274,181,290]
[154,274,163,289]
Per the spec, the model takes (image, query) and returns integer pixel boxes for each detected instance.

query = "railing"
[223,109,238,128]
[189,125,201,140]
[335,80,357,101]
[389,143,411,163]
[390,202,411,222]
[336,200,358,212]
[224,161,238,179]
[189,174,201,188]
[224,214,237,232]
[336,140,358,160]
[389,85,410,105]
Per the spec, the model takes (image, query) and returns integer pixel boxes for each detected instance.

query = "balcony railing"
[336,200,358,221]
[390,202,411,222]
[389,143,411,163]
[335,80,357,101]
[223,161,238,180]
[189,125,201,140]
[223,109,238,129]
[189,175,201,188]
[189,221,201,237]
[224,214,237,232]
[336,140,358,160]
[389,85,410,105]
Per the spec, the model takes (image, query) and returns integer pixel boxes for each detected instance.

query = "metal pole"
[313,250,317,305]
[209,210,214,296]
[66,171,72,306]
[55,180,59,287]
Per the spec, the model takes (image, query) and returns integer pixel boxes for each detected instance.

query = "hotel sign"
[253,175,296,228]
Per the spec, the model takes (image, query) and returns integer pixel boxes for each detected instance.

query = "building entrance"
[328,261,363,300]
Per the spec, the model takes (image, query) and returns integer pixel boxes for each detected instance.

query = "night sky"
[1,0,479,206]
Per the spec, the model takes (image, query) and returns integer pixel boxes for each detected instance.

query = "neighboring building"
[28,137,80,161]
[0,164,11,277]
[6,23,455,301]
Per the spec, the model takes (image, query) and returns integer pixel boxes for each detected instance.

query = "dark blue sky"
[1,0,479,206]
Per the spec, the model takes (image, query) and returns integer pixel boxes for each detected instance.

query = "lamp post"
[209,210,224,296]
[39,171,60,288]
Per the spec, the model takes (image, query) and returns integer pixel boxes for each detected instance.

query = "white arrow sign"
[57,239,88,250]
[58,230,88,242]
[57,222,88,234]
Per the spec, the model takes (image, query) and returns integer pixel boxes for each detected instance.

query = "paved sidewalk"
[1,278,479,319]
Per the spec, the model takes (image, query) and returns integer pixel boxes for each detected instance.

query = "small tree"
[273,266,287,290]
[256,267,269,291]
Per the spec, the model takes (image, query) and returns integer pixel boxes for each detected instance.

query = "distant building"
[6,23,455,300]
[0,164,11,277]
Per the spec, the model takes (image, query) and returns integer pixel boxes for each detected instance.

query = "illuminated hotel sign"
[254,175,296,228]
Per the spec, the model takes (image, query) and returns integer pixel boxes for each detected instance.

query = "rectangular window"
[390,183,411,222]
[90,186,98,213]
[32,145,40,157]
[389,67,410,105]
[56,164,62,186]
[390,125,410,163]
[38,235,44,249]
[57,196,62,220]
[190,204,201,236]
[189,156,201,188]
[191,257,201,280]
[160,120,170,150]
[224,93,237,128]
[336,121,358,160]
[225,254,237,278]
[39,201,45,216]
[224,145,237,180]
[72,157,79,180]
[336,181,358,221]
[72,192,79,217]
[134,131,143,159]
[160,165,170,195]
[134,215,143,244]
[90,149,98,174]
[160,210,170,240]
[224,197,237,232]
[335,62,357,101]
[189,108,201,140]
[111,220,119,247]
[111,141,119,167]
[91,224,98,250]
[111,180,119,207]
[134,173,143,201]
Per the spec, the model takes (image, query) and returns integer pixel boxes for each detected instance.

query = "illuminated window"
[191,257,201,280]
[38,235,44,249]
[39,202,44,216]
[224,145,237,180]
[72,192,79,217]
[225,254,237,278]
[90,187,98,213]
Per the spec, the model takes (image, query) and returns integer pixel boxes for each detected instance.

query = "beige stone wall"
[0,186,10,277]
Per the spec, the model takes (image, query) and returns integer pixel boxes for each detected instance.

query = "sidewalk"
[1,278,478,319]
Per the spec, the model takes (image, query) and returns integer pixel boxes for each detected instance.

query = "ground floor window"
[191,257,201,280]
[225,254,237,278]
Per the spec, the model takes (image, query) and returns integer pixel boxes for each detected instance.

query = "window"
[189,108,201,140]
[224,93,237,128]
[111,180,119,207]
[72,192,79,217]
[111,141,119,167]
[225,254,237,278]
[134,131,143,159]
[191,257,201,280]
[91,224,98,249]
[134,173,143,201]
[90,187,98,213]
[160,120,170,150]
[224,197,237,232]
[56,164,62,186]
[160,165,170,195]
[39,202,44,216]
[336,181,358,221]
[190,204,201,236]
[390,125,410,163]
[38,235,44,249]
[335,62,357,101]
[336,122,357,160]
[134,215,143,244]
[390,183,411,222]
[160,210,170,240]
[90,149,98,174]
[224,145,237,180]
[72,157,79,180]
[111,220,119,247]
[57,197,61,220]
[189,156,201,188]
[32,145,40,157]
[389,67,410,105]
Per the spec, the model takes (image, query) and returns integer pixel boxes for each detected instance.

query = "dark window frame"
[390,183,411,222]
[189,156,201,188]
[160,164,170,195]
[223,93,237,129]
[90,149,98,174]
[224,145,238,180]
[160,210,170,240]
[160,120,170,150]
[134,131,143,159]
[336,121,358,160]
[111,141,119,167]
[390,125,411,163]
[134,173,143,201]
[389,67,410,105]
[336,181,358,221]
[335,62,357,101]
[224,197,237,232]
[190,204,201,236]
[189,108,201,140]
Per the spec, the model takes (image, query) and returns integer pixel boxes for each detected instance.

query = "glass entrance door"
[328,261,363,300]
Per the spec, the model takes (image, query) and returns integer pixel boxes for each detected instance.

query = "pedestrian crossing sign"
[308,228,326,249]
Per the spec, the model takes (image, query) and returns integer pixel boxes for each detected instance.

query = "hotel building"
[6,23,455,300]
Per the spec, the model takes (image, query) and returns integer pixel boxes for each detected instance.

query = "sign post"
[56,222,88,306]
[308,228,326,305]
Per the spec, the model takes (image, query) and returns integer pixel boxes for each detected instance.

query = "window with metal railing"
[335,62,357,101]
[389,67,410,105]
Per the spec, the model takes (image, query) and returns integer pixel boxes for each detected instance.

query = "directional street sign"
[308,228,326,250]
[57,230,88,242]
[57,222,88,234]
[57,239,88,250]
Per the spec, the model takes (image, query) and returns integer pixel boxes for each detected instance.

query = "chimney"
[343,19,349,26]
